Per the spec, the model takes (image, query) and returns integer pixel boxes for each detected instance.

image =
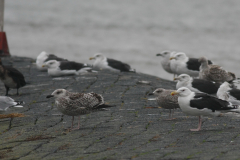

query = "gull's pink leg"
[165,109,176,121]
[71,116,74,129]
[71,116,80,131]
[190,116,202,131]
[77,116,80,129]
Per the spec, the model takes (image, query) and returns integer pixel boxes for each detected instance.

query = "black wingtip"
[16,101,25,105]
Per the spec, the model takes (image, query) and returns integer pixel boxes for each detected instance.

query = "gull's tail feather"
[12,101,25,108]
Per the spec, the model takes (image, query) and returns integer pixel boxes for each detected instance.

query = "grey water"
[4,0,240,80]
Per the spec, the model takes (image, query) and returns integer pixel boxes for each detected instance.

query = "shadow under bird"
[148,88,179,120]
[0,96,24,111]
[46,89,114,130]
[171,87,240,131]
[0,58,26,96]
[36,51,68,71]
[89,53,136,72]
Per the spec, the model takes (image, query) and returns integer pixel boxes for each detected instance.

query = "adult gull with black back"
[43,60,96,77]
[171,87,240,131]
[36,51,68,71]
[174,74,220,95]
[169,52,213,77]
[89,53,135,72]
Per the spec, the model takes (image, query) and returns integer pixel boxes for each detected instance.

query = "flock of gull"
[0,50,240,131]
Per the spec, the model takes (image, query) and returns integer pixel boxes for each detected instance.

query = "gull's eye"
[57,91,61,94]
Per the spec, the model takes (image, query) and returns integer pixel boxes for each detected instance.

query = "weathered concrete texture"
[1,57,240,160]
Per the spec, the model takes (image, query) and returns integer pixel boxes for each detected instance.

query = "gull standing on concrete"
[0,58,26,96]
[89,53,135,72]
[199,57,235,83]
[43,60,96,77]
[46,89,113,130]
[149,88,179,120]
[0,96,24,111]
[36,51,68,71]
[174,74,220,94]
[169,52,212,77]
[171,87,240,131]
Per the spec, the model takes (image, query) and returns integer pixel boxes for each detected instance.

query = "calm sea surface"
[4,0,240,80]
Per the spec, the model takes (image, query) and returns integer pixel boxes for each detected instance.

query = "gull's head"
[150,88,165,96]
[220,82,232,91]
[170,52,186,60]
[89,53,105,61]
[42,60,59,69]
[46,89,68,99]
[37,51,49,60]
[156,51,172,58]
[171,87,191,97]
[174,74,191,82]
[198,57,208,63]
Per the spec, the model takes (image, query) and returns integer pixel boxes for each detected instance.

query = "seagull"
[42,60,96,77]
[149,88,179,120]
[169,52,213,77]
[0,96,24,111]
[217,82,240,101]
[199,57,235,84]
[36,51,68,71]
[171,87,240,131]
[0,58,26,96]
[156,51,176,74]
[46,89,114,130]
[89,53,135,72]
[174,74,220,95]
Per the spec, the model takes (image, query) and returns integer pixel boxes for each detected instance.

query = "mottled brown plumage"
[150,88,179,120]
[46,89,112,130]
[199,57,235,83]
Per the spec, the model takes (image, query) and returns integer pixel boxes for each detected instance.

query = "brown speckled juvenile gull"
[149,88,179,120]
[199,57,235,84]
[46,89,113,130]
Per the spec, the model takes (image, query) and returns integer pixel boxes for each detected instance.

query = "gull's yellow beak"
[169,57,176,60]
[173,77,179,81]
[171,91,178,96]
[89,57,95,60]
[42,65,46,67]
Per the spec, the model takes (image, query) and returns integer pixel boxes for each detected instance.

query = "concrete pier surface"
[1,56,240,160]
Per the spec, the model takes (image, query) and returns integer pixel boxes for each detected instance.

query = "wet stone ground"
[1,56,240,160]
